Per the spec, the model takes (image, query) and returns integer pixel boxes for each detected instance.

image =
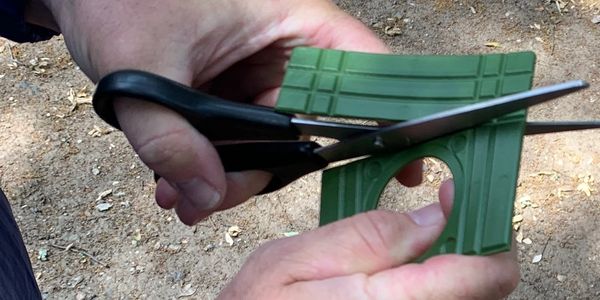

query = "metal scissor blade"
[525,121,600,135]
[290,118,379,140]
[317,80,589,162]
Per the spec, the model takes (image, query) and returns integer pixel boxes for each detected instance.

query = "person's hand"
[219,183,519,299]
[38,0,422,224]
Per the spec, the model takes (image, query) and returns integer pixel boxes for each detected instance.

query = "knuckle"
[133,127,197,169]
[350,210,398,257]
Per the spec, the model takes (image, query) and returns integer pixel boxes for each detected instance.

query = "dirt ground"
[1,0,599,299]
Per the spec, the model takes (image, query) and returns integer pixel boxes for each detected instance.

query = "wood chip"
[88,125,114,137]
[516,231,524,243]
[67,88,92,111]
[485,42,501,48]
[225,232,234,246]
[227,225,241,237]
[577,182,592,197]
[167,244,182,252]
[426,174,435,182]
[384,26,402,36]
[529,171,557,177]
[512,215,524,223]
[96,189,112,200]
[177,284,197,298]
[284,231,299,237]
[519,195,532,208]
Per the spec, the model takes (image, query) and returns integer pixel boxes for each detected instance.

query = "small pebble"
[96,203,112,212]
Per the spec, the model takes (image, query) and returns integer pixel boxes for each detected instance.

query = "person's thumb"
[235,204,447,287]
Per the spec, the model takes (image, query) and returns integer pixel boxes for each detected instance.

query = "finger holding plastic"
[220,175,518,300]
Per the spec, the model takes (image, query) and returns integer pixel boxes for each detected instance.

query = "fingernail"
[408,203,445,226]
[175,178,221,211]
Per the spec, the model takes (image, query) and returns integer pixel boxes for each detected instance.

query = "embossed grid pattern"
[277,47,535,121]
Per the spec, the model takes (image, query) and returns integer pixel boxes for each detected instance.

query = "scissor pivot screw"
[373,136,385,148]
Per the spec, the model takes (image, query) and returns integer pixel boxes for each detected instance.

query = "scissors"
[92,70,597,193]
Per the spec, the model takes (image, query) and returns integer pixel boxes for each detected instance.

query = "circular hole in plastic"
[379,157,454,214]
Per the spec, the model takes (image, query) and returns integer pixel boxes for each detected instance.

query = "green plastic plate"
[276,47,536,261]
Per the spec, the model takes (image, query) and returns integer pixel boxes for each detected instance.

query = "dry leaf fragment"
[532,254,543,263]
[523,238,533,245]
[557,274,567,282]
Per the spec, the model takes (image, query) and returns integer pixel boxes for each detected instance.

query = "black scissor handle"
[152,141,328,194]
[93,70,300,141]
[216,141,329,194]
[94,70,329,194]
